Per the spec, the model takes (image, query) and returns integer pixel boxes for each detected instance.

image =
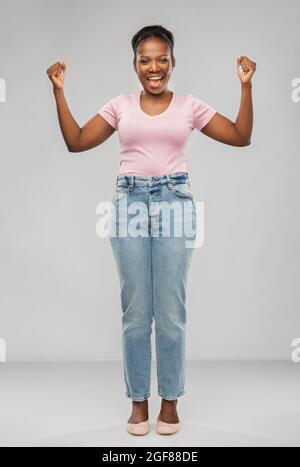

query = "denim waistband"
[116,172,190,188]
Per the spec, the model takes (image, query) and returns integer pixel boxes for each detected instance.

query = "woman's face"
[134,37,175,94]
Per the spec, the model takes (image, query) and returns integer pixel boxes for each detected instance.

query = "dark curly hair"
[131,25,174,64]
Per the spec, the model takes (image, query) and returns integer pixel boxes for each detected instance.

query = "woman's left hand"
[237,55,256,84]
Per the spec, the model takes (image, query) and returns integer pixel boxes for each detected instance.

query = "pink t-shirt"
[97,90,217,176]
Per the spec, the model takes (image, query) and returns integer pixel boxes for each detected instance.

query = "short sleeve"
[97,94,123,130]
[190,94,217,131]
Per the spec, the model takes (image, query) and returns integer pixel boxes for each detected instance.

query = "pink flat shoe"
[127,419,150,436]
[156,417,181,435]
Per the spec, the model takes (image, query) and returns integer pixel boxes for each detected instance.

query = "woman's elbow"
[67,143,81,153]
[235,137,251,147]
[67,146,78,153]
[233,127,251,146]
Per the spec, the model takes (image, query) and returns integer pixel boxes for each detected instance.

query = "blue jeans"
[108,172,197,401]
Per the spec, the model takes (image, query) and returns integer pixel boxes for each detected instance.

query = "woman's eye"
[140,59,168,64]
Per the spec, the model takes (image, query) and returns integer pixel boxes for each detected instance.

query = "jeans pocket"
[172,182,194,200]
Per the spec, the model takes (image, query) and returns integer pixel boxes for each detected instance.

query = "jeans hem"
[126,393,150,402]
[158,390,185,400]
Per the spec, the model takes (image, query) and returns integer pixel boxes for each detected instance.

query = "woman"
[47,24,256,436]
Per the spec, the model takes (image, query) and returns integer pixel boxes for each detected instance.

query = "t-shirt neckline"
[137,90,175,118]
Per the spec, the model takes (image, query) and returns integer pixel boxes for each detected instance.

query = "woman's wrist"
[53,87,64,95]
[241,81,252,89]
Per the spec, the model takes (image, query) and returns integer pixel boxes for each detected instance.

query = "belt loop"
[165,173,172,190]
[129,176,134,191]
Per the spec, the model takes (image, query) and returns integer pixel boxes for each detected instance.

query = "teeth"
[148,76,162,80]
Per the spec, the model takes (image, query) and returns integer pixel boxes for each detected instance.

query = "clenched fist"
[237,55,256,84]
[46,60,66,90]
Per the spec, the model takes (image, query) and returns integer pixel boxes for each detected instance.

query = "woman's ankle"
[132,400,148,405]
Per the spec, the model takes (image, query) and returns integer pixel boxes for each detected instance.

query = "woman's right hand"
[46,60,66,90]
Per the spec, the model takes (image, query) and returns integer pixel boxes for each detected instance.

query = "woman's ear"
[133,59,137,74]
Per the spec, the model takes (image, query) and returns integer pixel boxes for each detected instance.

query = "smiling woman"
[132,26,175,97]
[47,22,255,438]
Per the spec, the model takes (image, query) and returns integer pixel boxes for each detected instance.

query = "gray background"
[0,0,299,361]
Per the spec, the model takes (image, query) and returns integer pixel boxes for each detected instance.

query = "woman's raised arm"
[47,61,115,153]
[201,55,256,147]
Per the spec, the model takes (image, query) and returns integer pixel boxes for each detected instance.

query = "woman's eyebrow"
[140,54,168,58]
